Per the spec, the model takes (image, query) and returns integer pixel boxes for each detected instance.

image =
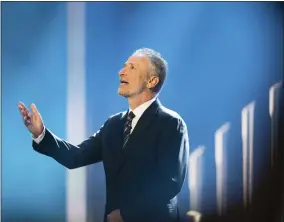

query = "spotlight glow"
[66,3,87,222]
[186,210,202,222]
[189,146,205,211]
[215,122,230,216]
[241,101,255,208]
[269,81,283,167]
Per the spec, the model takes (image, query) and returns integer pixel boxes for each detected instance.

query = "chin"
[118,89,129,97]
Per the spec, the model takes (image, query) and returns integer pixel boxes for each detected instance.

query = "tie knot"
[127,111,135,120]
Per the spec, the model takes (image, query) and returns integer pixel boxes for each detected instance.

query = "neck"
[127,92,156,110]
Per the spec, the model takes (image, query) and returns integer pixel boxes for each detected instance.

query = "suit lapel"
[112,110,128,175]
[123,99,162,150]
[115,99,162,175]
[116,111,128,149]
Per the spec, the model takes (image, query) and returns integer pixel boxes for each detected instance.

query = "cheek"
[139,74,148,83]
[132,76,142,85]
[136,77,147,88]
[130,73,147,88]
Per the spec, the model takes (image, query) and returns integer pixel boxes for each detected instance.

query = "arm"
[155,117,190,200]
[32,120,109,169]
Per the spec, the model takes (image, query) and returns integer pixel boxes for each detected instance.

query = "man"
[18,48,189,222]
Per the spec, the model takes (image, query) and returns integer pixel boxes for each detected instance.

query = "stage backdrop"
[2,2,67,221]
[2,2,283,222]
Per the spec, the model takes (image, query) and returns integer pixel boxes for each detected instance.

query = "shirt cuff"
[32,127,46,144]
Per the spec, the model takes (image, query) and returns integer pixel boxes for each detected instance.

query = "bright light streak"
[66,3,87,222]
[189,146,205,211]
[241,101,255,208]
[269,81,283,167]
[215,122,230,216]
[186,210,202,222]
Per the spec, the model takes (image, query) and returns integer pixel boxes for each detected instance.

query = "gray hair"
[133,48,168,93]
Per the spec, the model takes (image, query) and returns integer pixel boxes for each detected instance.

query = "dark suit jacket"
[33,99,189,222]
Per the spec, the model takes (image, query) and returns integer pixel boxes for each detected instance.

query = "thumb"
[30,103,39,116]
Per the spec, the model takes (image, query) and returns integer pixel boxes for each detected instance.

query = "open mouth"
[120,80,129,85]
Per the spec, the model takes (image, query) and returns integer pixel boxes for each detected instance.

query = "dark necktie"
[123,111,135,148]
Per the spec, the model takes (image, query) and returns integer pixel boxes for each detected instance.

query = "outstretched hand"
[18,102,44,138]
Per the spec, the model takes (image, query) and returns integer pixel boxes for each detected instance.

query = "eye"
[130,64,135,69]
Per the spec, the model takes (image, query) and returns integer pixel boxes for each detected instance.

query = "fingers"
[18,102,30,113]
[18,102,30,117]
[18,102,32,126]
[21,110,31,126]
[30,103,39,116]
[23,113,31,125]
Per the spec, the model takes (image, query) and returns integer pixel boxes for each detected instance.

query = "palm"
[18,102,44,137]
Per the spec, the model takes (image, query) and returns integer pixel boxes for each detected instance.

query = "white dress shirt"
[128,97,156,133]
[33,97,157,144]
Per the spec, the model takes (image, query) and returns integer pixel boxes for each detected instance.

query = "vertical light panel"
[186,210,202,222]
[269,81,283,167]
[215,122,230,216]
[0,2,2,222]
[189,146,205,212]
[241,101,255,208]
[66,2,86,222]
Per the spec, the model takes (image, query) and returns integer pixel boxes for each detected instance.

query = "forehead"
[126,55,150,66]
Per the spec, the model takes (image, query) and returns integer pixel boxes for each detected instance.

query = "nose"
[119,67,126,76]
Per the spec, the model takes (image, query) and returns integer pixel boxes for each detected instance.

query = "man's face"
[118,54,152,98]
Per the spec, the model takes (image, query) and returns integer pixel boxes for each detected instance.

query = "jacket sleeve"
[32,120,109,169]
[155,117,190,200]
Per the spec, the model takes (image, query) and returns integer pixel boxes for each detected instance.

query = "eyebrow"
[124,62,136,67]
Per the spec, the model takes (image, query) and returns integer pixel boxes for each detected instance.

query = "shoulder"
[97,111,126,133]
[158,105,181,119]
[157,105,187,131]
[107,111,127,123]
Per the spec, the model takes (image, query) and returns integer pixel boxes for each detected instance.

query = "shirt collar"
[129,97,157,119]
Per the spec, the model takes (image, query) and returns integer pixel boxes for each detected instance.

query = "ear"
[147,76,159,89]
